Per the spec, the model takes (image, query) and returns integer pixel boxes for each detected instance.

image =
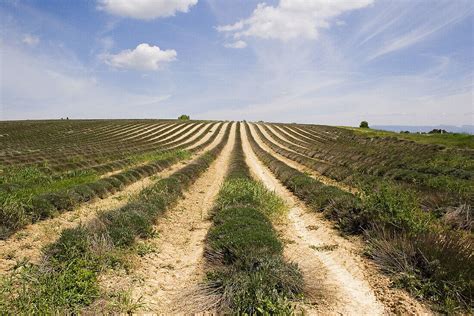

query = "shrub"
[359,121,369,128]
[367,228,473,312]
[178,114,190,120]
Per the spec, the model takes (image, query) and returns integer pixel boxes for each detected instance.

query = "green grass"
[216,177,287,219]
[0,166,98,198]
[128,148,191,165]
[344,127,474,149]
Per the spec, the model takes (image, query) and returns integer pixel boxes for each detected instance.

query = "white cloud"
[1,42,172,120]
[98,0,198,19]
[22,34,40,46]
[217,0,373,41]
[102,43,177,71]
[224,40,247,49]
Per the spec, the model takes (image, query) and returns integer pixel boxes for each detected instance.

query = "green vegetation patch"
[0,150,191,239]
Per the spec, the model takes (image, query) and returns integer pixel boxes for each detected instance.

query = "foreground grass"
[0,126,231,314]
[344,127,474,149]
[203,124,303,314]
[246,123,473,313]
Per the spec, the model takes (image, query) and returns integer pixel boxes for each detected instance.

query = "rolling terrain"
[0,119,472,314]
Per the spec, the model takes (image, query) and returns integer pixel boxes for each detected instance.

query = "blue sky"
[1,0,473,126]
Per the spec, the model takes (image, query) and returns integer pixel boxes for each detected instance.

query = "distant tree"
[178,114,190,120]
[429,129,448,134]
[400,130,410,134]
[359,121,369,128]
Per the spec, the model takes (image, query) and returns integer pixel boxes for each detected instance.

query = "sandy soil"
[97,123,236,313]
[249,123,357,194]
[241,126,430,315]
[0,123,229,276]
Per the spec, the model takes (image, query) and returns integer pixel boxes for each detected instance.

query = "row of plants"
[263,123,473,208]
[0,120,200,172]
[280,124,473,200]
[0,121,168,164]
[203,123,303,313]
[1,121,203,173]
[0,122,232,314]
[77,121,220,175]
[245,123,473,313]
[0,123,225,239]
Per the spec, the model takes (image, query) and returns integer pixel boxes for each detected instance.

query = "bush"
[367,228,473,312]
[178,114,190,120]
[360,121,369,128]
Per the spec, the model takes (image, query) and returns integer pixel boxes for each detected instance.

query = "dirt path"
[97,123,236,313]
[0,124,229,276]
[249,124,357,194]
[241,126,429,315]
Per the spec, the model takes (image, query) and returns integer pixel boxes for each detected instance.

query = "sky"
[0,0,473,126]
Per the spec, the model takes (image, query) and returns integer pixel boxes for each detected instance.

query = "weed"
[310,244,338,251]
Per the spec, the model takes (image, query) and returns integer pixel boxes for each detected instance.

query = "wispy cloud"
[22,34,40,46]
[97,0,198,20]
[217,0,374,41]
[224,40,247,49]
[359,1,474,60]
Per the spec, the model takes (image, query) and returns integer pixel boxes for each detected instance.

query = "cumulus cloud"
[1,42,173,120]
[98,0,198,19]
[22,34,40,46]
[217,0,373,41]
[224,40,247,49]
[103,43,177,71]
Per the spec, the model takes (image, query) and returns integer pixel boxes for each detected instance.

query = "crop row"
[0,121,207,172]
[289,123,473,183]
[0,122,232,314]
[203,122,302,313]
[262,123,473,206]
[0,123,226,238]
[245,123,473,312]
